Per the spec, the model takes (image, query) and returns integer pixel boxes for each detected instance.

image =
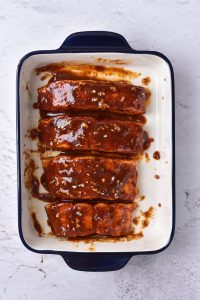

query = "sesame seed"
[82,122,88,128]
[76,211,82,216]
[110,86,117,91]
[78,183,84,188]
[102,178,105,182]
[98,91,105,96]
[104,135,108,138]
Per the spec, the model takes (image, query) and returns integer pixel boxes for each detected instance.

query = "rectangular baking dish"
[17,31,175,271]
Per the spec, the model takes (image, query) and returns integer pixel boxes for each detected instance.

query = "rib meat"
[37,80,146,115]
[42,156,137,201]
[45,202,137,237]
[38,115,144,155]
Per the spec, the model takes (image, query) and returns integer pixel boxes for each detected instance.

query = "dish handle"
[60,31,134,52]
[62,253,132,272]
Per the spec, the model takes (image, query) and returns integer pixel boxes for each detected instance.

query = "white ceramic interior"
[19,52,173,253]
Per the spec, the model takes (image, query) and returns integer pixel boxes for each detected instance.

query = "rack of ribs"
[37,80,147,115]
[42,156,137,201]
[38,115,144,155]
[45,202,137,237]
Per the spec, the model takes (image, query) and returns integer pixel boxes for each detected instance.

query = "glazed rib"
[37,80,147,115]
[38,115,144,155]
[45,202,136,237]
[42,156,137,201]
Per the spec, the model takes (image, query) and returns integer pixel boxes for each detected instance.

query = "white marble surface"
[0,0,200,299]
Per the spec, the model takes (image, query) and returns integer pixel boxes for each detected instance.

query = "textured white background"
[0,0,200,299]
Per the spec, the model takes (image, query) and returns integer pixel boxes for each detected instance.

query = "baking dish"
[17,31,175,272]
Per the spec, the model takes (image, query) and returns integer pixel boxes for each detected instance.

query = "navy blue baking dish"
[17,31,175,271]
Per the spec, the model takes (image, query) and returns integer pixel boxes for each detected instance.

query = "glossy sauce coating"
[42,155,137,201]
[45,202,136,237]
[37,80,147,115]
[38,115,144,155]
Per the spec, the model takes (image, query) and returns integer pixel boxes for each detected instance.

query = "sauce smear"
[31,212,42,236]
[142,77,151,85]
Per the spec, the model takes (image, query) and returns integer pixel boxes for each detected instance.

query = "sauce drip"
[31,176,55,202]
[95,58,127,65]
[132,216,140,225]
[142,77,151,85]
[143,131,154,150]
[31,212,42,236]
[30,128,38,139]
[144,152,150,163]
[141,206,154,228]
[153,151,161,160]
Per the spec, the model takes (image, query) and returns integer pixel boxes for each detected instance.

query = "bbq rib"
[45,202,137,237]
[38,115,144,155]
[42,156,137,201]
[37,80,147,115]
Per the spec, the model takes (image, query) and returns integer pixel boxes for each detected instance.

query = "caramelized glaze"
[42,155,137,201]
[142,77,151,85]
[38,115,144,155]
[143,131,154,150]
[45,202,137,237]
[141,206,154,228]
[37,80,147,115]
